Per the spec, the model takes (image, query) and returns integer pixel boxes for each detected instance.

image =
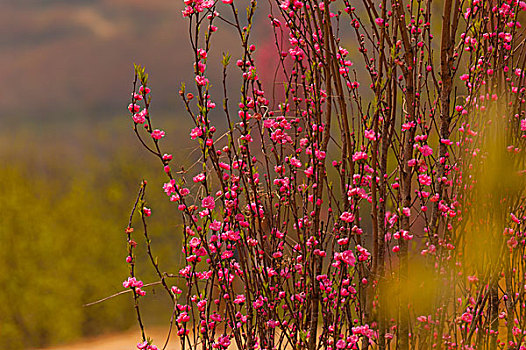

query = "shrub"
[123,0,526,349]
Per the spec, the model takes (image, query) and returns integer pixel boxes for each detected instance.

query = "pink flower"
[137,341,149,349]
[253,297,264,309]
[190,127,203,139]
[340,211,355,223]
[218,336,231,347]
[219,162,230,170]
[193,173,206,183]
[461,312,473,323]
[196,62,206,73]
[460,74,469,81]
[189,237,201,249]
[197,300,207,311]
[143,207,152,216]
[123,277,144,289]
[195,75,209,86]
[163,180,176,195]
[221,250,233,259]
[151,129,165,140]
[417,315,428,323]
[128,103,140,113]
[202,196,215,209]
[419,145,433,156]
[418,174,432,186]
[467,275,478,284]
[139,85,151,94]
[290,157,302,167]
[234,294,246,304]
[352,151,368,161]
[335,250,356,266]
[315,149,326,160]
[209,220,222,231]
[364,129,376,140]
[176,312,190,323]
[402,121,415,131]
[507,236,518,249]
[197,48,207,59]
[133,109,147,124]
[123,278,134,288]
[375,18,385,26]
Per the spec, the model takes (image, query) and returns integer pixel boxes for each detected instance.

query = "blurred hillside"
[1,0,274,124]
[1,0,190,122]
[0,117,199,349]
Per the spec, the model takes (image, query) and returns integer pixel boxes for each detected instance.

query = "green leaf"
[222,52,231,67]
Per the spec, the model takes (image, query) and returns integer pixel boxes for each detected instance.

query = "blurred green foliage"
[0,165,134,348]
[0,117,192,349]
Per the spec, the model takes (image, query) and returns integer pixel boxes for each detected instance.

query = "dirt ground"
[36,327,180,350]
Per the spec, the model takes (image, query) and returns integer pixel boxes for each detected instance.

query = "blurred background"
[1,0,211,348]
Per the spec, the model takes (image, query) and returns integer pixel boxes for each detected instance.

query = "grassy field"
[0,118,191,349]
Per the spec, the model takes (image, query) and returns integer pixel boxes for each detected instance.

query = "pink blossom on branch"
[201,196,215,210]
[151,129,165,140]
